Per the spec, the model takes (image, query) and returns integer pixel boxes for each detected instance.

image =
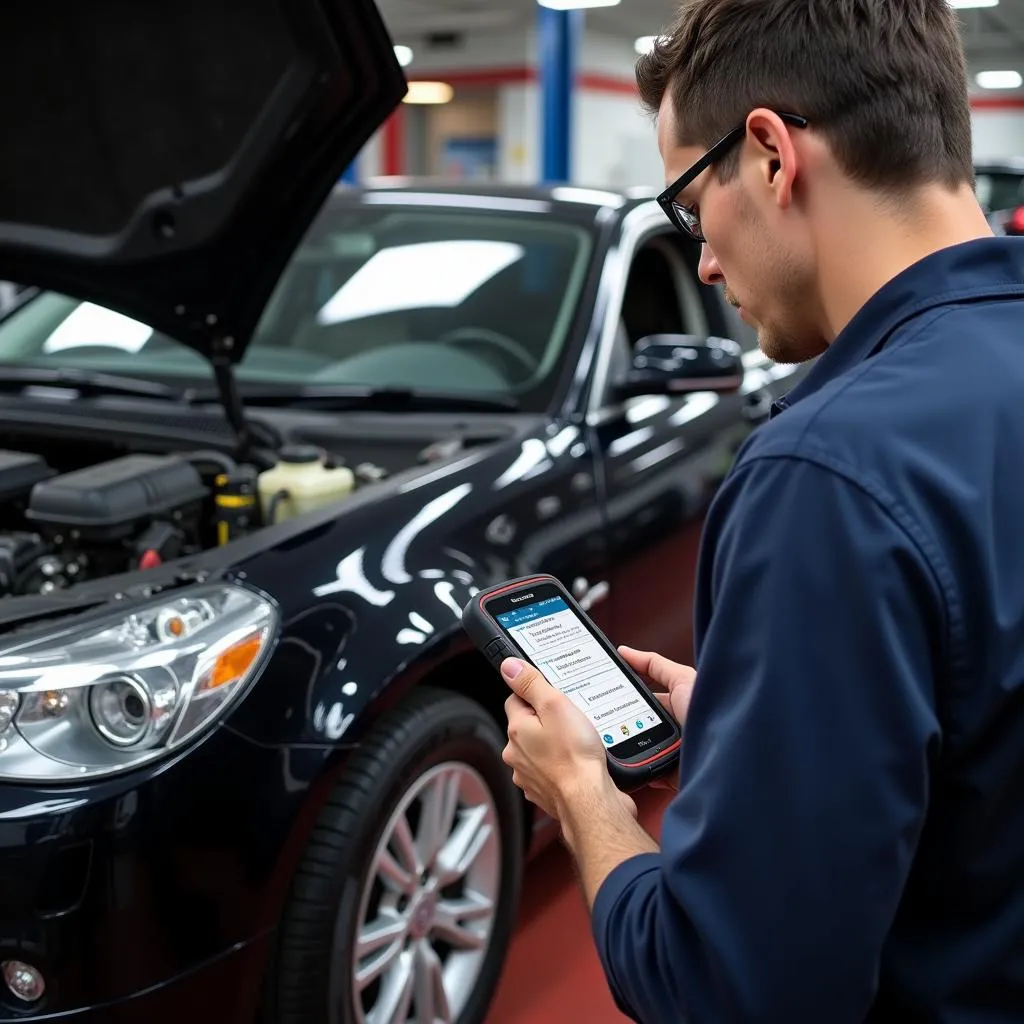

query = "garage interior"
[2,1,1024,1022]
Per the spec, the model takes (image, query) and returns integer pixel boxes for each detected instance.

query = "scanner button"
[487,639,514,663]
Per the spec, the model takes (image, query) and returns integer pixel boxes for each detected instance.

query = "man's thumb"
[501,658,555,710]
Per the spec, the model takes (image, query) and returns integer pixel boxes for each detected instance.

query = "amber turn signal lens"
[198,632,264,692]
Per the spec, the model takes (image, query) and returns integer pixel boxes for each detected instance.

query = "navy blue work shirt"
[591,236,1024,1022]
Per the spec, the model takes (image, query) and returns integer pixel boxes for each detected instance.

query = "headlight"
[0,583,276,781]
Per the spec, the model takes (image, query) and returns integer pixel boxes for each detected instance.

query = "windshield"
[0,203,595,411]
[975,170,1024,214]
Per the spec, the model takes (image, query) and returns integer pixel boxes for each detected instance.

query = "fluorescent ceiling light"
[393,44,413,67]
[317,241,525,325]
[976,70,1022,89]
[537,0,620,9]
[634,35,665,55]
[402,81,454,104]
[948,0,998,8]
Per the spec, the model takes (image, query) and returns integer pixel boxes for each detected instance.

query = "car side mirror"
[613,334,745,398]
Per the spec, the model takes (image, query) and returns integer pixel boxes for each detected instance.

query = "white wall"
[359,26,661,188]
[573,30,663,189]
[498,84,539,183]
[576,29,639,78]
[971,105,1024,161]
[573,90,661,189]
[360,28,1024,184]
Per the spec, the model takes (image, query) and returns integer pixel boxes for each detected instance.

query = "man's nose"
[698,243,724,286]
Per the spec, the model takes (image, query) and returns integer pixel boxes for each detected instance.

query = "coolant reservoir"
[257,445,355,524]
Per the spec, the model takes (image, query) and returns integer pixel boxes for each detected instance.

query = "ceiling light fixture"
[393,45,413,67]
[537,0,621,10]
[948,0,999,8]
[402,81,454,105]
[634,35,665,55]
[976,70,1023,89]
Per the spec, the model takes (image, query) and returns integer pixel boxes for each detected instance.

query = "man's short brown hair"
[636,0,974,192]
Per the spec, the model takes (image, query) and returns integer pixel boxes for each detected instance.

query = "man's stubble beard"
[725,273,821,366]
[757,323,814,365]
[722,192,825,366]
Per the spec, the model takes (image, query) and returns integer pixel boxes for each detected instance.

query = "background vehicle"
[974,160,1024,235]
[0,3,806,1021]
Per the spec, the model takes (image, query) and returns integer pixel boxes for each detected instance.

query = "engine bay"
[0,442,400,599]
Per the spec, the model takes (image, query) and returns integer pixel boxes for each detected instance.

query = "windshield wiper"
[0,365,189,401]
[209,384,520,413]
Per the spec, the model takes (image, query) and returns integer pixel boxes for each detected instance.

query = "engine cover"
[0,449,54,504]
[26,454,207,540]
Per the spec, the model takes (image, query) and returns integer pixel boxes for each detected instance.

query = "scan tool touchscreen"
[494,595,672,758]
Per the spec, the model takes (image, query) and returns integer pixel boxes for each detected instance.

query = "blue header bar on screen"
[496,596,567,628]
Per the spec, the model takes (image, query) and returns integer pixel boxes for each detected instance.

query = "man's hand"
[618,645,696,724]
[500,658,637,822]
[501,656,659,909]
[617,646,695,790]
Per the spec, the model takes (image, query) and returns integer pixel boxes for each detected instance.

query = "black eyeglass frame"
[656,111,809,241]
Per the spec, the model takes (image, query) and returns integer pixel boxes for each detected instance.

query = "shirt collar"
[770,236,1024,419]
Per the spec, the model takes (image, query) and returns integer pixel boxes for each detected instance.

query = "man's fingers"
[501,658,558,713]
[618,645,696,692]
[504,692,535,720]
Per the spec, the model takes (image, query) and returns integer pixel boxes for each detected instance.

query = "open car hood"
[0,0,406,365]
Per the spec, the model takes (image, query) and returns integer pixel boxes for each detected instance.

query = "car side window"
[654,231,760,353]
[603,230,712,399]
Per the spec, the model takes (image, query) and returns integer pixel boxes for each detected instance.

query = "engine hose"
[183,449,238,476]
[266,489,290,525]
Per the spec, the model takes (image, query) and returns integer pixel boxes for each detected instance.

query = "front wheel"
[265,686,524,1024]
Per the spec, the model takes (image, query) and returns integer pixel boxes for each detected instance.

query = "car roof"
[975,160,1024,174]
[347,178,660,219]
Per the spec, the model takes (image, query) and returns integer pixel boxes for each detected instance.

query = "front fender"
[221,418,601,747]
[225,552,499,747]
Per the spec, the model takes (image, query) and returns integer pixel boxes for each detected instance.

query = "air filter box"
[27,454,207,540]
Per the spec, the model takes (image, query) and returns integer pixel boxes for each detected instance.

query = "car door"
[585,205,774,665]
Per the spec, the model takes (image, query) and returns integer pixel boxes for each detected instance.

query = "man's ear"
[745,108,798,210]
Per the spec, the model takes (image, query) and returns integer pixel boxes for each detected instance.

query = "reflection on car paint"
[380,483,474,584]
[312,546,396,606]
[493,438,553,490]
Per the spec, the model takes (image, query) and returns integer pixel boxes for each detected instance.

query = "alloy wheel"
[352,761,502,1024]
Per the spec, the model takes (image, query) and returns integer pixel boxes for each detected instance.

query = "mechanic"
[498,1,1024,1020]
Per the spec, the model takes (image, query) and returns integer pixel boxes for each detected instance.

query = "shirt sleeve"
[590,452,946,1024]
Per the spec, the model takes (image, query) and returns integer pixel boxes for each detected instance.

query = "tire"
[264,686,524,1024]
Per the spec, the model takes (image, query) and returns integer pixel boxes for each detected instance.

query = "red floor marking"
[487,787,674,1023]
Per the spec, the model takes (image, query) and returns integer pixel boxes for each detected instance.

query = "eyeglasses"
[656,112,809,242]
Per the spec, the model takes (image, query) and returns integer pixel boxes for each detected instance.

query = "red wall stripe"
[408,66,636,95]
[577,72,637,96]
[409,67,534,88]
[969,96,1024,111]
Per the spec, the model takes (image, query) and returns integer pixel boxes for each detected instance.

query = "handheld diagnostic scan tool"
[462,574,681,789]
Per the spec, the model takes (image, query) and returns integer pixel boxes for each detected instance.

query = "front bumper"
[0,935,272,1023]
[0,726,319,1020]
